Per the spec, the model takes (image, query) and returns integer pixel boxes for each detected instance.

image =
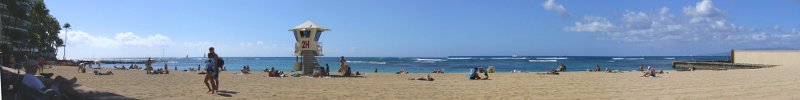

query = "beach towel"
[467,69,475,79]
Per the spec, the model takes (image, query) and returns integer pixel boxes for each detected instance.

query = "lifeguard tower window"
[300,30,311,38]
[314,31,322,41]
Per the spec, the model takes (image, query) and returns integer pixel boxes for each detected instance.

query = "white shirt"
[22,73,46,90]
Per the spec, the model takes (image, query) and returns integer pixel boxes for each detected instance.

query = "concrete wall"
[733,50,800,66]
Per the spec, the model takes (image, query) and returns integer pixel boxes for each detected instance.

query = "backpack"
[217,58,225,67]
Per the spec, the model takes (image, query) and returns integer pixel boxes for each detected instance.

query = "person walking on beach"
[37,56,46,74]
[203,54,216,94]
[208,47,222,93]
[338,56,347,73]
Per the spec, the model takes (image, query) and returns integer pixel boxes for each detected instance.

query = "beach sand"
[41,64,800,100]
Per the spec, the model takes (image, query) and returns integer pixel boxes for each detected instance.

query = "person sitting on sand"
[20,56,87,99]
[312,69,322,78]
[482,69,490,80]
[241,65,251,74]
[343,66,353,76]
[269,67,278,77]
[468,68,482,80]
[594,65,602,72]
[396,69,408,74]
[432,69,445,73]
[558,64,567,72]
[21,55,46,90]
[641,66,656,77]
[409,74,435,81]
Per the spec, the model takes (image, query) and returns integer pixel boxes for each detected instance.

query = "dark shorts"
[212,70,219,79]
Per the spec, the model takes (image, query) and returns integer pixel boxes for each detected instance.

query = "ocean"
[88,56,729,73]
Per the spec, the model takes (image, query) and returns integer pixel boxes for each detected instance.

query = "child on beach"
[203,56,217,94]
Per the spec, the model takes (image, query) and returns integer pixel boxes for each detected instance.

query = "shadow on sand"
[216,90,237,97]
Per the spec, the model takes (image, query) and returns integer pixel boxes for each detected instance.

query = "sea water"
[90,56,728,73]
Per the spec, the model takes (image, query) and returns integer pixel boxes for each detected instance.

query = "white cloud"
[683,0,725,23]
[62,30,172,48]
[564,0,798,43]
[542,0,570,17]
[772,27,800,42]
[238,41,266,47]
[564,16,614,32]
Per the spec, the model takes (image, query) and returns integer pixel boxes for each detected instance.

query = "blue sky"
[47,0,800,58]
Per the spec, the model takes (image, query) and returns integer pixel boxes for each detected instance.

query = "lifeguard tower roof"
[292,21,329,30]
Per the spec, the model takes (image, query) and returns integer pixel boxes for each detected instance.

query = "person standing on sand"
[37,57,46,74]
[163,63,169,74]
[338,56,347,73]
[146,57,153,74]
[638,64,644,71]
[208,47,221,93]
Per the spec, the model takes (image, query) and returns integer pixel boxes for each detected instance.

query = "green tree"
[27,0,63,59]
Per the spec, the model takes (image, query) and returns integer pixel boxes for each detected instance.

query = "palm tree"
[62,23,70,60]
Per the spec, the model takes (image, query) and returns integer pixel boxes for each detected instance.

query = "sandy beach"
[30,63,800,100]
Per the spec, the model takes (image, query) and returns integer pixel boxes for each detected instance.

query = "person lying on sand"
[537,69,560,75]
[409,75,435,81]
[94,70,113,75]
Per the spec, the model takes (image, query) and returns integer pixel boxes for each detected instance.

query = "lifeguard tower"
[290,21,329,75]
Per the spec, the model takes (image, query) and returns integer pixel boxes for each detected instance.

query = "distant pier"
[672,61,776,71]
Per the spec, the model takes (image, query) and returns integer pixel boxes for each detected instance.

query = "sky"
[46,0,800,58]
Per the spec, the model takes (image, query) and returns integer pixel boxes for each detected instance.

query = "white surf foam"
[529,59,557,62]
[346,61,387,64]
[536,57,568,60]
